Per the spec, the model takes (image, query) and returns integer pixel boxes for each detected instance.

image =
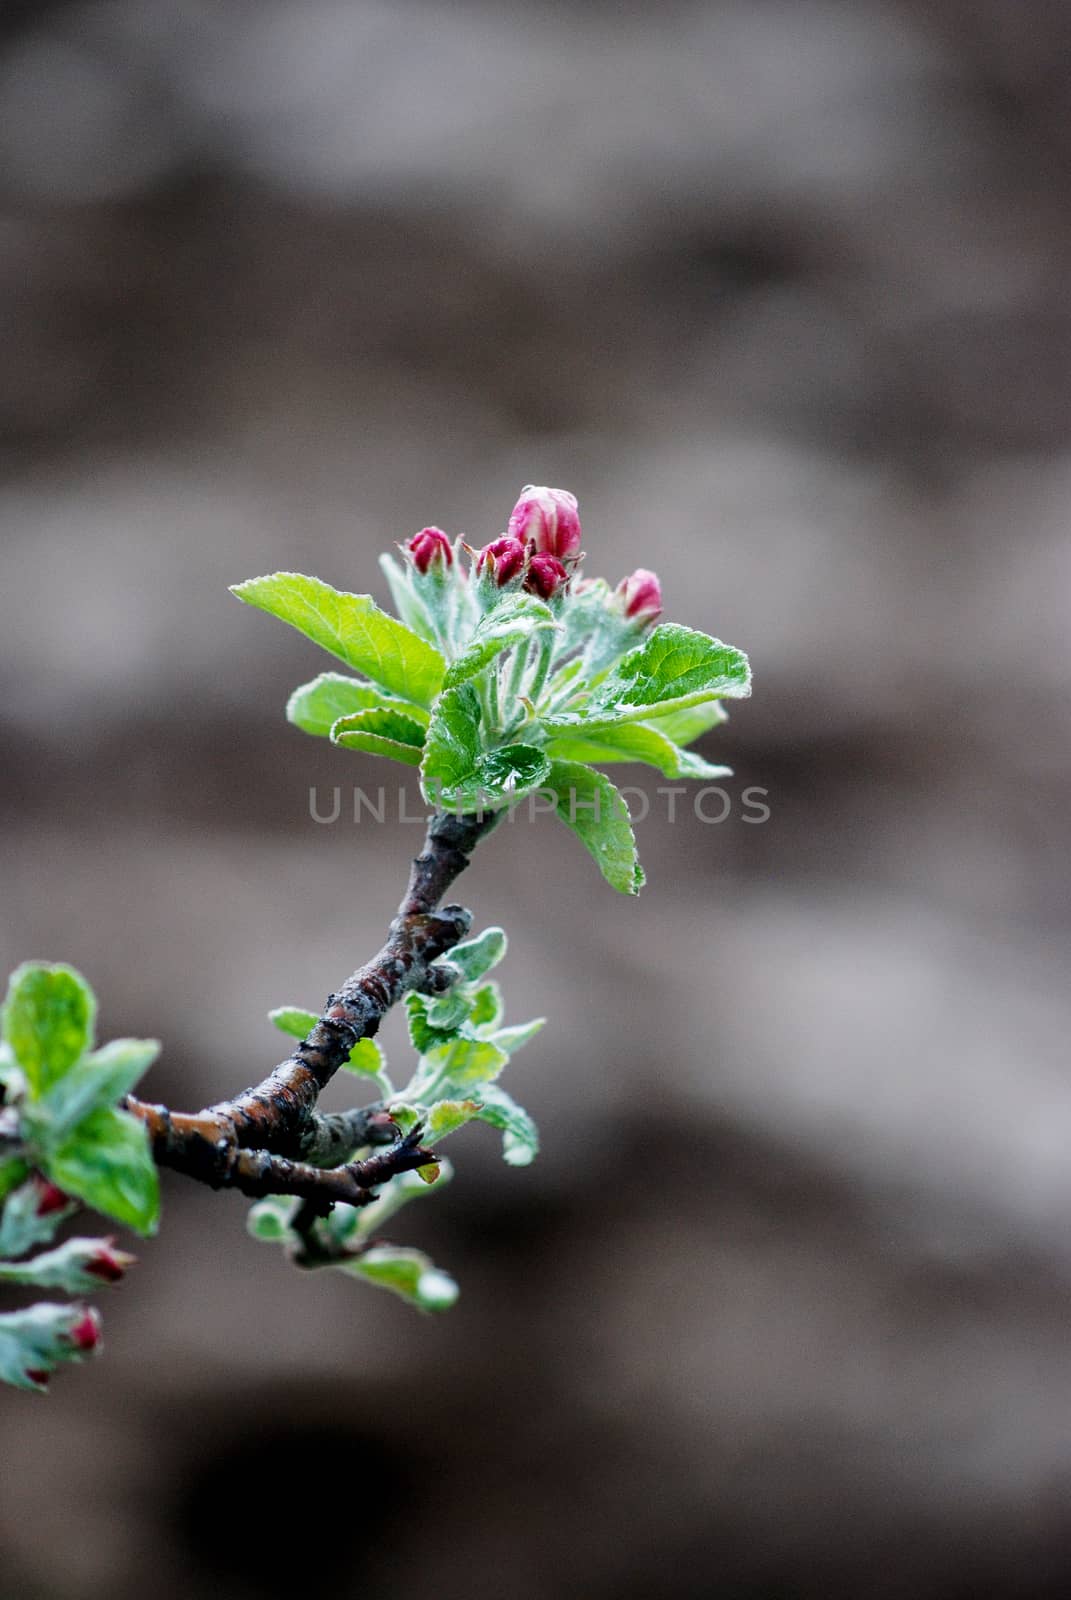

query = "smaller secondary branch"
[124,810,497,1203]
[164,1124,437,1207]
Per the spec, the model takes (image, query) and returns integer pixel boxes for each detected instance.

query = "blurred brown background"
[1,2,1070,1596]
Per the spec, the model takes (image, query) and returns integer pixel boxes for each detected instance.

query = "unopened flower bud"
[476,536,527,587]
[24,1368,50,1388]
[507,486,581,561]
[404,526,453,575]
[33,1179,69,1217]
[65,1309,102,1352]
[84,1241,136,1284]
[616,568,662,627]
[524,552,568,601]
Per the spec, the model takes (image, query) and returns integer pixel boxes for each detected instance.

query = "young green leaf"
[231,573,445,706]
[647,698,727,746]
[378,551,438,643]
[343,1244,459,1312]
[421,686,550,812]
[405,992,450,1054]
[287,672,429,739]
[546,721,731,779]
[424,988,472,1031]
[408,1037,509,1101]
[589,624,750,721]
[3,963,96,1098]
[472,1084,540,1166]
[340,1037,387,1078]
[545,760,645,895]
[331,707,426,766]
[442,593,556,690]
[35,1038,160,1142]
[424,1099,482,1141]
[446,927,507,982]
[269,1005,319,1040]
[468,982,503,1032]
[491,1018,545,1056]
[420,682,481,787]
[45,1107,160,1237]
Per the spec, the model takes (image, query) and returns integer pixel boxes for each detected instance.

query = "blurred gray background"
[1,2,1070,1596]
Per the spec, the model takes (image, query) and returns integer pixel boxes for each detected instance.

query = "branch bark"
[125,810,497,1204]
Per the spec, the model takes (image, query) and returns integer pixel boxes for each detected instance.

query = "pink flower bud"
[84,1241,135,1284]
[33,1179,69,1217]
[524,552,568,601]
[65,1309,102,1352]
[507,486,581,561]
[617,568,662,627]
[476,536,527,586]
[404,526,453,574]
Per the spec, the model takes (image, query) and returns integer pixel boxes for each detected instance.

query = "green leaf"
[591,624,750,720]
[424,988,472,1031]
[547,626,749,735]
[3,963,96,1098]
[491,1018,545,1056]
[409,1037,509,1102]
[340,1038,387,1078]
[468,983,503,1032]
[269,1005,319,1040]
[384,1100,421,1137]
[420,681,480,786]
[287,672,429,739]
[231,573,445,707]
[405,993,447,1054]
[331,707,426,766]
[647,698,727,746]
[443,593,556,690]
[472,1084,540,1166]
[378,551,438,642]
[425,1099,482,1141]
[46,1107,160,1236]
[421,686,551,812]
[545,760,644,895]
[38,1038,159,1140]
[344,1244,459,1312]
[546,721,731,779]
[446,927,507,982]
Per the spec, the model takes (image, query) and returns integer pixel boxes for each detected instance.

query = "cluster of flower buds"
[471,486,583,605]
[396,484,663,632]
